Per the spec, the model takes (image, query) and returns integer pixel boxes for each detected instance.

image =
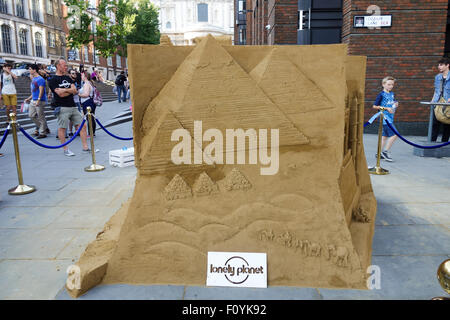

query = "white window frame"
[116,54,121,68]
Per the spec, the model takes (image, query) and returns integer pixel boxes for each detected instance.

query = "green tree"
[126,0,160,45]
[64,0,92,50]
[64,0,160,61]
[96,0,135,58]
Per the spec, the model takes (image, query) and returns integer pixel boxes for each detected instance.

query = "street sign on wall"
[354,15,392,28]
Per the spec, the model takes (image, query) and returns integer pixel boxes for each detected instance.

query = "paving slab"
[372,225,450,256]
[56,284,186,300]
[0,206,66,228]
[393,203,450,225]
[56,229,103,260]
[0,228,81,259]
[0,259,74,300]
[318,255,448,300]
[374,201,416,226]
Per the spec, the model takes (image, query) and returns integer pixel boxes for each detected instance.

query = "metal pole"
[8,113,36,195]
[428,105,434,142]
[84,107,105,172]
[368,108,389,175]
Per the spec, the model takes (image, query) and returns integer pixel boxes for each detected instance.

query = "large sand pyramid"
[67,36,376,297]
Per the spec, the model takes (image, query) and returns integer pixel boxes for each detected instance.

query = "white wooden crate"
[109,147,135,167]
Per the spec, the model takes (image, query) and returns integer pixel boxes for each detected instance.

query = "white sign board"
[354,15,392,28]
[206,252,267,288]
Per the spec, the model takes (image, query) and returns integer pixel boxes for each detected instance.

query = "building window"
[46,0,53,15]
[166,21,171,29]
[16,0,25,17]
[1,25,12,53]
[31,0,41,22]
[68,48,79,61]
[84,46,89,61]
[107,56,112,66]
[238,0,245,12]
[197,3,208,22]
[239,27,246,45]
[116,54,121,68]
[95,49,99,64]
[35,32,43,57]
[91,21,97,34]
[48,32,55,47]
[0,0,8,14]
[19,29,28,55]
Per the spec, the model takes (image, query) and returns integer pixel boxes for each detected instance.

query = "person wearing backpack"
[79,71,97,136]
[115,71,127,103]
[0,63,18,124]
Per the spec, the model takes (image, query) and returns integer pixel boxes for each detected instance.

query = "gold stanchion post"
[432,259,450,300]
[84,107,105,172]
[8,113,36,195]
[368,107,389,175]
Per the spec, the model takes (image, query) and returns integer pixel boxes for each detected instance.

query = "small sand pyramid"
[249,48,333,114]
[223,168,252,191]
[164,174,192,200]
[192,172,219,196]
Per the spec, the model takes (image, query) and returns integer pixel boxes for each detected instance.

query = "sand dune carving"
[66,35,377,297]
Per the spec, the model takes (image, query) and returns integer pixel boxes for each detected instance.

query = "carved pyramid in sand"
[66,35,376,298]
[139,35,309,174]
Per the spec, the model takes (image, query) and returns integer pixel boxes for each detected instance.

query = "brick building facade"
[242,0,450,134]
[61,1,127,81]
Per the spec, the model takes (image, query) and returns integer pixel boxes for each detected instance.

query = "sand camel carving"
[66,35,376,298]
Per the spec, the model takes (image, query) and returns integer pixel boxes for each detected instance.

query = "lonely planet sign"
[207,252,267,288]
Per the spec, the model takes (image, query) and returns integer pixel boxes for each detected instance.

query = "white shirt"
[79,81,92,103]
[1,73,16,95]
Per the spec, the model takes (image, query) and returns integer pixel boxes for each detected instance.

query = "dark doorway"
[297,0,343,45]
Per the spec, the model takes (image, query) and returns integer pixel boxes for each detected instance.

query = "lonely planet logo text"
[210,256,264,285]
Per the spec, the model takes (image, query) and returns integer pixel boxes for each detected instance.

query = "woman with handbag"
[78,71,96,137]
[431,58,450,142]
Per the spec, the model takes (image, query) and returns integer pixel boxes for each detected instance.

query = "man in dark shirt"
[48,58,89,156]
[115,71,127,103]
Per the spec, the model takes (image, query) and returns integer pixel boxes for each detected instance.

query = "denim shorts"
[382,124,396,137]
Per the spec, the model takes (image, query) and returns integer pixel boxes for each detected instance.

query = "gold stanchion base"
[8,184,36,195]
[368,166,390,175]
[84,164,105,172]
[431,297,450,300]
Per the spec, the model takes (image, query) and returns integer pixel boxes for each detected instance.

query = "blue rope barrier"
[19,119,87,149]
[385,120,450,149]
[95,118,133,141]
[0,127,9,149]
[363,121,370,128]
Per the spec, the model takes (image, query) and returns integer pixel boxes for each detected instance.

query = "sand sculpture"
[66,35,376,298]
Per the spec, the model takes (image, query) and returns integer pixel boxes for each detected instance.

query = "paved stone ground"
[0,104,449,299]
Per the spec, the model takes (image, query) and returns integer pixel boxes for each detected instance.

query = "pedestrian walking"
[372,76,399,162]
[0,63,18,124]
[24,64,49,139]
[115,71,127,103]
